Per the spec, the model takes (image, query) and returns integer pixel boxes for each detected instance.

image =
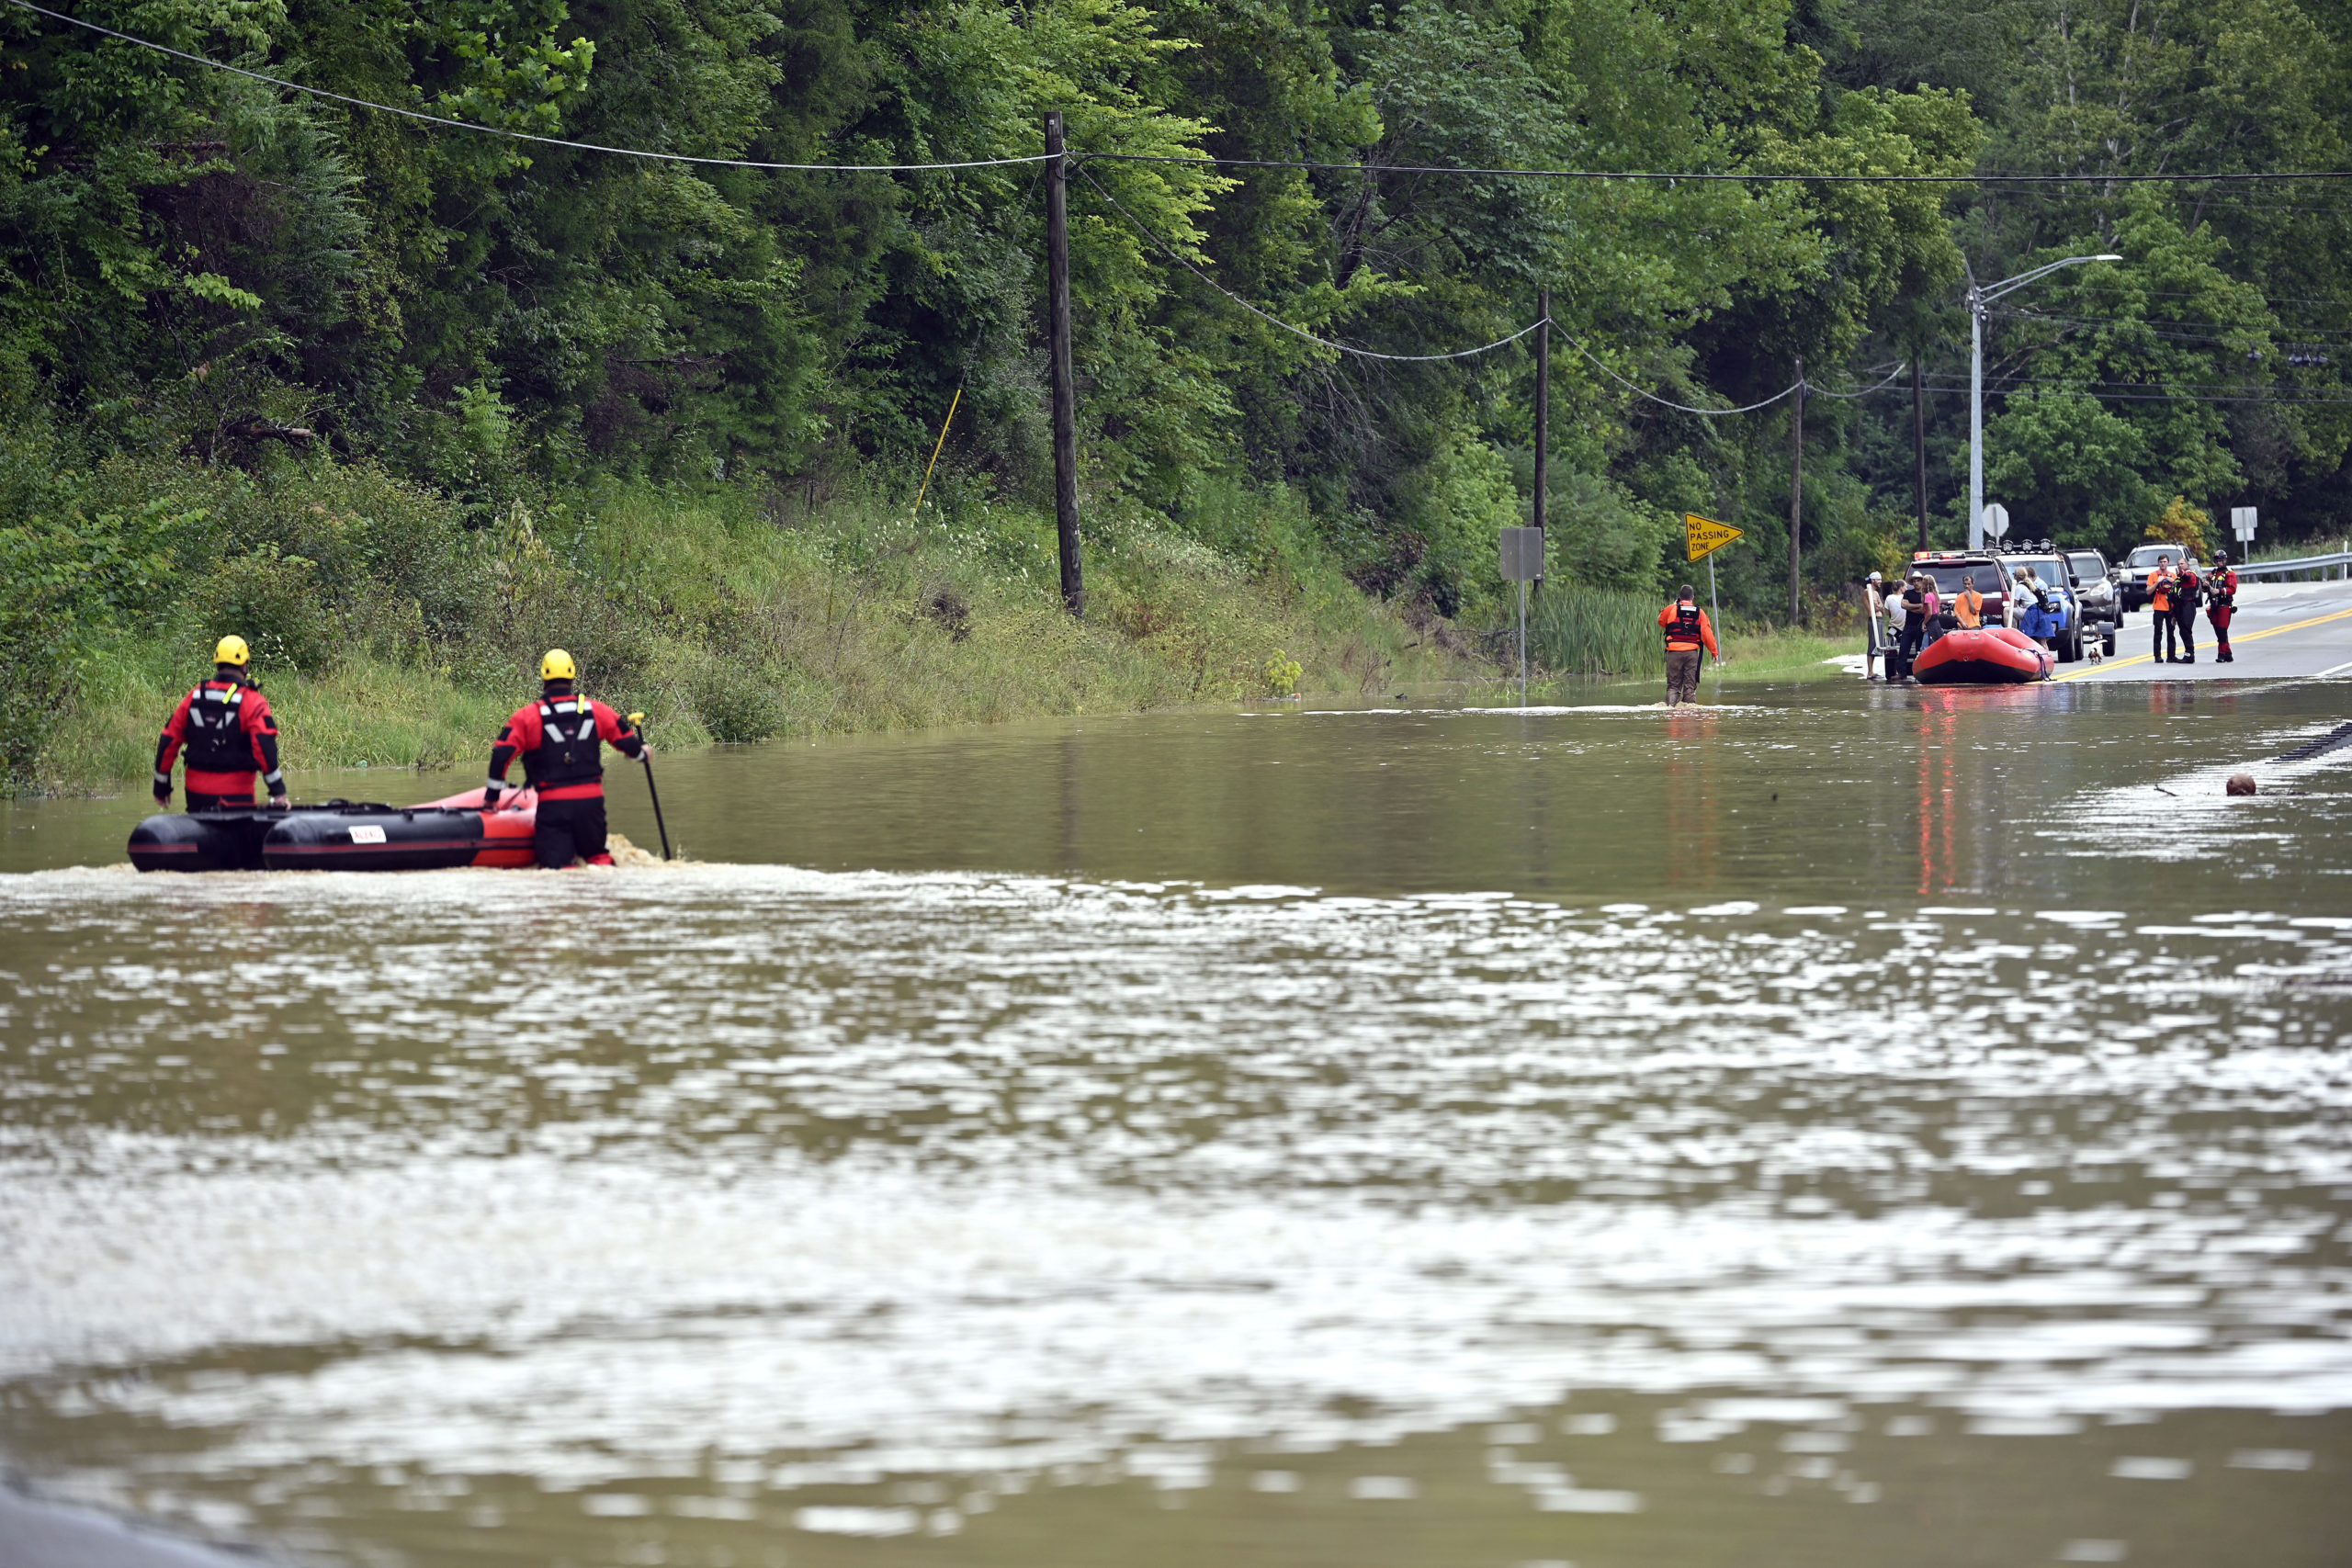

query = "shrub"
[183,544,337,673]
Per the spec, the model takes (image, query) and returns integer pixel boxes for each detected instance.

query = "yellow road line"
[2055,604,2352,682]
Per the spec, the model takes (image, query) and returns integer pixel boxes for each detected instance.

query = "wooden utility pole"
[1532,288,1550,570]
[1911,355,1929,552]
[1788,356,1804,624]
[1045,111,1082,617]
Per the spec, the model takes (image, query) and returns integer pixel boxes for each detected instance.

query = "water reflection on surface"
[2,682,2348,1565]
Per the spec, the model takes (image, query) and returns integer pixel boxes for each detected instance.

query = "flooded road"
[3,680,2349,1567]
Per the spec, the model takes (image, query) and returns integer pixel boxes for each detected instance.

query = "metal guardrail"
[2233,550,2352,580]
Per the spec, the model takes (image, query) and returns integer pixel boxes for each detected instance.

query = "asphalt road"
[2058,577,2352,683]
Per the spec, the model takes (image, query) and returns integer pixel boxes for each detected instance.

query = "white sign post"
[1982,502,2010,543]
[2231,505,2257,545]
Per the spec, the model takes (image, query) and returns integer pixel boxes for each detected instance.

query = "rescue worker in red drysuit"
[153,636,288,811]
[483,649,647,868]
[2171,557,2201,663]
[2207,550,2239,662]
[1657,585,1721,706]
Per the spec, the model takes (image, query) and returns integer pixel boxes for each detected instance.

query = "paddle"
[627,712,673,861]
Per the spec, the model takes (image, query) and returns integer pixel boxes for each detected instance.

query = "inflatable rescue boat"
[1911,626,2054,685]
[129,786,537,872]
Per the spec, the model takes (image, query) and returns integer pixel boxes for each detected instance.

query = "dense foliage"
[2,0,2346,755]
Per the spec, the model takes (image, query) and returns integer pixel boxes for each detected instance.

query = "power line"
[1079,166,1544,362]
[21,2,2351,189]
[1808,363,1911,400]
[1989,310,2352,347]
[1923,368,2344,394]
[1565,341,1797,412]
[1088,150,2352,186]
[1919,386,2352,405]
[2,0,1049,173]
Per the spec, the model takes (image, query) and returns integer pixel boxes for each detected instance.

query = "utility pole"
[1788,356,1804,625]
[1045,111,1082,617]
[1911,355,1929,553]
[1532,288,1550,560]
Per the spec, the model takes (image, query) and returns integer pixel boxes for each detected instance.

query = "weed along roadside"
[12,461,1848,801]
[9,465,1480,797]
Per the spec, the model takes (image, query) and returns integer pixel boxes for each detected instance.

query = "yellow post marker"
[910,386,962,520]
[1685,513,1744,662]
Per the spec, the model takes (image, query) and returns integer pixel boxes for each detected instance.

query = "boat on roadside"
[128,786,537,872]
[1911,626,2054,685]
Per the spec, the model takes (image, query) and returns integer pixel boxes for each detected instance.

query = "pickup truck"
[2116,543,2203,615]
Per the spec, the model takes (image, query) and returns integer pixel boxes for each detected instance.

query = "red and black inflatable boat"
[1911,627,2054,685]
[129,787,538,872]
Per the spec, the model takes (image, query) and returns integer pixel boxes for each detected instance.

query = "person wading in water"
[1657,585,1720,706]
[483,649,650,868]
[153,636,288,811]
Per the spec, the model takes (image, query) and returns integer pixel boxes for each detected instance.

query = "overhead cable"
[1079,166,1543,361]
[1087,150,2352,186]
[1566,342,1796,413]
[1,0,1049,172]
[18,4,2351,188]
[1804,362,1912,400]
[1917,386,2352,406]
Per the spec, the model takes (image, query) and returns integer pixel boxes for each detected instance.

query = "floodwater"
[3,680,2348,1568]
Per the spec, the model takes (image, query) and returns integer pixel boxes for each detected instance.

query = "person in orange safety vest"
[2146,556,2179,662]
[153,636,288,811]
[1658,585,1720,707]
[483,649,649,868]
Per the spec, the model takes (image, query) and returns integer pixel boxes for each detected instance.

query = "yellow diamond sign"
[1686,513,1744,562]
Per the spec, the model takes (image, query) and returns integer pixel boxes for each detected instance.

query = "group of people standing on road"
[1860,548,2241,682]
[152,639,650,867]
[2144,551,2238,664]
[1861,564,2058,683]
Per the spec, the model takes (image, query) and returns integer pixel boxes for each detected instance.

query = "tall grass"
[1529,588,1666,678]
[21,463,1470,795]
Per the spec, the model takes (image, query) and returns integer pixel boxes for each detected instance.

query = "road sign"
[1685,513,1744,562]
[1982,502,2010,540]
[1499,526,1545,582]
[2232,505,2257,541]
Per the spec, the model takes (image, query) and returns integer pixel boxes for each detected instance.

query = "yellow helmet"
[214,635,251,668]
[539,648,577,682]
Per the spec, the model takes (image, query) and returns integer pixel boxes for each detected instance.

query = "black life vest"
[2174,569,2200,608]
[1665,604,1704,645]
[183,680,256,772]
[527,696,605,786]
[2210,570,2236,609]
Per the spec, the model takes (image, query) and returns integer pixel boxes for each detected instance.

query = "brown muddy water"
[2,681,2349,1568]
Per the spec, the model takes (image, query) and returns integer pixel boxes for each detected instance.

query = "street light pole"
[1968,288,1984,552]
[1966,253,2122,551]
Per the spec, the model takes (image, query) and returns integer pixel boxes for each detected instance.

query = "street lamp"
[1967,253,2123,549]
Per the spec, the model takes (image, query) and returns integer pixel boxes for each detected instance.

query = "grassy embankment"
[17,456,1486,796]
[15,454,1856,798]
